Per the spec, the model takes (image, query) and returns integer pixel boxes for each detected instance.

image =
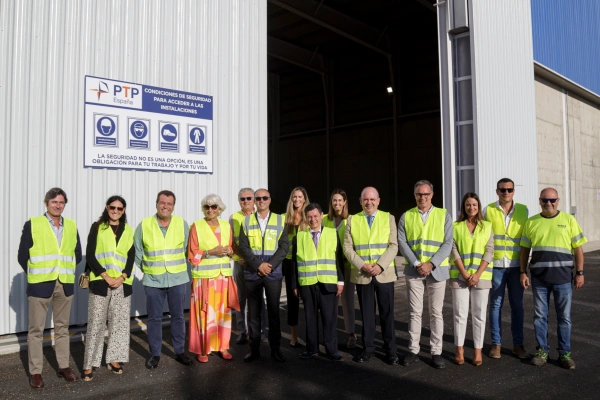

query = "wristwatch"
[575,270,584,276]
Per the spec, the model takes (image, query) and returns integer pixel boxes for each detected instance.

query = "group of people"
[17,178,587,388]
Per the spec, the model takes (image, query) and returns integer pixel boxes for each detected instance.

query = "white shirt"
[257,211,270,235]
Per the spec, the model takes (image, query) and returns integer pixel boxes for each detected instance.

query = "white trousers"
[406,275,446,355]
[451,287,490,348]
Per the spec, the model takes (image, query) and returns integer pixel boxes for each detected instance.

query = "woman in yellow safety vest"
[283,186,310,347]
[188,194,240,362]
[83,195,135,381]
[323,189,357,348]
[450,192,494,366]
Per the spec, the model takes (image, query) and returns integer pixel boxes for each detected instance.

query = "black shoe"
[271,349,286,363]
[244,351,261,363]
[386,353,400,365]
[146,356,160,370]
[299,351,319,360]
[236,332,248,345]
[289,341,302,348]
[175,353,193,366]
[353,350,373,363]
[326,352,344,362]
[403,352,418,366]
[432,354,446,369]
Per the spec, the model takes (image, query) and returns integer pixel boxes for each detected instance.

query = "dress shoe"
[244,351,261,363]
[386,353,400,365]
[57,367,79,382]
[299,351,319,360]
[236,332,248,345]
[271,349,286,363]
[488,344,501,359]
[146,355,160,369]
[512,345,529,359]
[327,353,344,362]
[347,335,357,349]
[403,352,419,366]
[176,353,193,366]
[455,346,465,365]
[353,350,373,363]
[432,354,446,369]
[472,348,483,366]
[29,374,44,388]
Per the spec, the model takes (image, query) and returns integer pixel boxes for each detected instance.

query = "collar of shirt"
[418,205,434,223]
[363,210,378,218]
[44,212,63,227]
[494,200,515,229]
[256,211,270,235]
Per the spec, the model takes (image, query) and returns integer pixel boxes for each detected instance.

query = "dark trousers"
[356,279,397,354]
[283,259,300,326]
[300,283,339,355]
[246,277,283,352]
[145,283,187,356]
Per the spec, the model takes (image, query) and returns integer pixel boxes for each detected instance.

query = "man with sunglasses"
[238,188,289,363]
[398,180,453,369]
[520,188,586,369]
[134,190,193,369]
[230,188,268,345]
[484,178,529,360]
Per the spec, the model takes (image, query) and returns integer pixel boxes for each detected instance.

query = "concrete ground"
[1,252,600,400]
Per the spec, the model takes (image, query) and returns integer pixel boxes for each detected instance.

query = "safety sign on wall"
[84,75,213,173]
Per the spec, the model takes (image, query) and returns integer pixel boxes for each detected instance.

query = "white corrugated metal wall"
[0,0,268,336]
[470,0,539,210]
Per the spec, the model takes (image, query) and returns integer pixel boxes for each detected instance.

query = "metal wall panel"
[532,0,600,96]
[470,0,539,211]
[0,0,268,336]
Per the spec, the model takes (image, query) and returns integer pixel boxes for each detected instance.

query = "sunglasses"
[414,193,431,198]
[540,198,558,204]
[497,188,515,193]
[239,197,253,202]
[255,196,270,201]
[203,204,219,210]
[108,206,124,212]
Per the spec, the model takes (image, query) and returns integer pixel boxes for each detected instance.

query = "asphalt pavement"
[1,252,600,400]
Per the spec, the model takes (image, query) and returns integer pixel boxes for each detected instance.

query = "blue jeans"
[531,277,572,355]
[145,284,187,356]
[489,267,524,346]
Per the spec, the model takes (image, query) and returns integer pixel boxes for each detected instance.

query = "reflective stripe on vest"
[141,215,187,275]
[323,215,350,269]
[486,202,527,262]
[192,219,232,278]
[403,207,449,267]
[243,213,284,256]
[282,213,297,260]
[90,223,134,285]
[231,211,246,262]
[451,220,493,280]
[27,215,77,284]
[296,227,338,286]
[350,211,395,267]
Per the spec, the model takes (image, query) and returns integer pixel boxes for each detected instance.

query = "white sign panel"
[84,76,213,173]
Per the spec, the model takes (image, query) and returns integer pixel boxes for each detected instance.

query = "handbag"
[78,272,90,289]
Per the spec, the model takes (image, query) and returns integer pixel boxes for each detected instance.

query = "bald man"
[520,188,586,369]
[343,187,399,365]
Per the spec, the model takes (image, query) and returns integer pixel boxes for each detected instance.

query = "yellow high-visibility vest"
[486,202,527,262]
[296,227,338,286]
[191,219,232,279]
[403,207,450,267]
[141,215,187,275]
[350,211,395,267]
[90,223,134,285]
[451,220,493,280]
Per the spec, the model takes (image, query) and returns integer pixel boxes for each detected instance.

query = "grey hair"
[414,180,434,193]
[238,187,254,197]
[201,194,226,216]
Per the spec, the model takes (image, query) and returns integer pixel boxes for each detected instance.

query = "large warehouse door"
[267,0,442,216]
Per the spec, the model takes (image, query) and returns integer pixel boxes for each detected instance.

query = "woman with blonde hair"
[323,189,357,348]
[188,194,240,362]
[450,192,494,366]
[282,186,310,347]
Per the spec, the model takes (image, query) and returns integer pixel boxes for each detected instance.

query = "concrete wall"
[535,78,600,244]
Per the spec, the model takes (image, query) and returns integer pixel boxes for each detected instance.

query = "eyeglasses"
[414,193,432,198]
[108,206,124,212]
[255,196,270,201]
[203,204,219,210]
[498,188,515,193]
[239,197,253,202]
[540,198,558,204]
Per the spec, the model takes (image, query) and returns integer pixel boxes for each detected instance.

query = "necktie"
[367,215,374,228]
[312,231,319,250]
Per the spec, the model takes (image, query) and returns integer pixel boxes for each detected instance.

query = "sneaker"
[488,344,501,359]
[559,352,576,369]
[530,349,548,366]
[512,345,529,359]
[347,335,357,349]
